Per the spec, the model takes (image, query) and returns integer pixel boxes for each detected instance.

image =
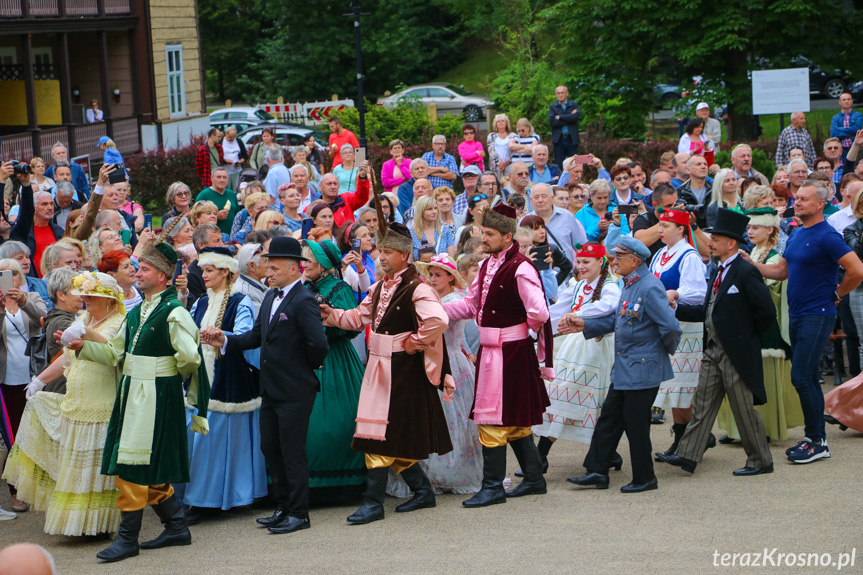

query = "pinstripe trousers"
[676,319,773,468]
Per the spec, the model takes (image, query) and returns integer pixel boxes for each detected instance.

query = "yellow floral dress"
[2,313,124,535]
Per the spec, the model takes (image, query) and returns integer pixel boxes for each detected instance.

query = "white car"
[209,107,278,125]
[377,83,493,122]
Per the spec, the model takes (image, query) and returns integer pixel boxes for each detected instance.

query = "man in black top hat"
[201,236,328,534]
[658,208,777,476]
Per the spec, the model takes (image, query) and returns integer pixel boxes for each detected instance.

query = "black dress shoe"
[732,464,774,476]
[256,509,288,528]
[267,515,310,534]
[620,477,658,493]
[718,435,736,444]
[655,453,697,474]
[706,433,717,449]
[566,472,609,489]
[610,452,623,471]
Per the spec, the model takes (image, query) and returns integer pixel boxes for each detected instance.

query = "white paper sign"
[752,68,810,115]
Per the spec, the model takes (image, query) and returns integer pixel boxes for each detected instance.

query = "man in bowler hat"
[202,237,328,533]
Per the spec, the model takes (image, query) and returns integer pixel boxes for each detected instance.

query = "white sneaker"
[0,506,17,520]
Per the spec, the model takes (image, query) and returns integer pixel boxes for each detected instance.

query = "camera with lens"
[10,161,32,175]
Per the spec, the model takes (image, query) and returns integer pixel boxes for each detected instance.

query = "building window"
[166,44,185,118]
[0,47,16,66]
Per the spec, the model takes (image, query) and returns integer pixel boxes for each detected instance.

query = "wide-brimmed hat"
[415,253,467,289]
[71,271,124,302]
[705,207,749,243]
[304,239,343,270]
[267,236,308,260]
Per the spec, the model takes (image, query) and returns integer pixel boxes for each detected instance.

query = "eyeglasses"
[471,194,488,203]
[480,181,498,187]
[463,131,474,135]
[175,191,190,197]
[826,146,841,151]
[514,171,529,176]
[571,194,587,199]
[613,175,630,182]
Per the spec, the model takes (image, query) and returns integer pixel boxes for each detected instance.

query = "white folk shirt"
[649,238,707,305]
[548,276,621,334]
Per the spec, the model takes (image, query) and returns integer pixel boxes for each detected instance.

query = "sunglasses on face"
[614,175,630,182]
[471,194,488,203]
[175,191,190,197]
[514,171,529,176]
[826,146,841,151]
[463,131,474,135]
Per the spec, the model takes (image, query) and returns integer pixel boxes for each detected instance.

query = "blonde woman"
[434,186,464,240]
[98,137,124,167]
[409,195,455,260]
[29,157,56,195]
[509,118,540,167]
[178,247,265,522]
[232,191,270,241]
[189,200,219,228]
[253,209,285,232]
[486,113,517,174]
[705,169,742,228]
[3,271,125,536]
[717,207,803,442]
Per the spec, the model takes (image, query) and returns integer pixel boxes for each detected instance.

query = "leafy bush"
[714,143,777,181]
[337,101,464,148]
[125,143,202,214]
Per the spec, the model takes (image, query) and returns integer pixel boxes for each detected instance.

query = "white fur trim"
[185,396,262,414]
[761,348,786,359]
[198,251,239,274]
[748,214,780,228]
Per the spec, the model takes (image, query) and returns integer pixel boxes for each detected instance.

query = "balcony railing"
[0,0,130,18]
[0,116,140,164]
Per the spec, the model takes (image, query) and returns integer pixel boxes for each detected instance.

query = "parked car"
[653,83,682,106]
[850,81,863,104]
[237,124,324,151]
[209,107,278,124]
[210,119,265,134]
[377,83,493,122]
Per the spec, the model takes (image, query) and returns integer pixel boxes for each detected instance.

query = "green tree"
[243,0,464,102]
[544,0,859,141]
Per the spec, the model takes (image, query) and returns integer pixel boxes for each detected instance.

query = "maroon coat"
[472,246,552,427]
[351,266,454,460]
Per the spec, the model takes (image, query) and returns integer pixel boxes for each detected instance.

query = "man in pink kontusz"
[442,203,554,508]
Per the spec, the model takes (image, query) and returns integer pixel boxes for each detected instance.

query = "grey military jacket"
[583,263,681,390]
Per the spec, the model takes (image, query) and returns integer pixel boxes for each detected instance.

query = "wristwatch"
[834,290,843,303]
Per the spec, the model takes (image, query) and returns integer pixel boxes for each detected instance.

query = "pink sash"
[354,331,410,440]
[474,323,530,425]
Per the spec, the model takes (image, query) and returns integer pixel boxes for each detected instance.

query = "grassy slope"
[758,108,835,141]
[432,43,507,96]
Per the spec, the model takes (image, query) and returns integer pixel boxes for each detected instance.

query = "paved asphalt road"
[2,387,860,575]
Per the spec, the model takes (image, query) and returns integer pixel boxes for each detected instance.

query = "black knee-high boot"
[347,467,388,524]
[505,435,547,498]
[395,465,435,513]
[463,446,507,508]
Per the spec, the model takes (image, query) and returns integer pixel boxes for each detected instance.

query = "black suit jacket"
[548,100,581,144]
[676,256,776,405]
[226,282,328,403]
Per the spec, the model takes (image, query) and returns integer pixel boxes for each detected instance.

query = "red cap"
[576,244,606,259]
[659,209,690,227]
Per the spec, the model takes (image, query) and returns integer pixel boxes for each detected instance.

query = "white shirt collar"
[718,253,738,269]
[275,277,301,298]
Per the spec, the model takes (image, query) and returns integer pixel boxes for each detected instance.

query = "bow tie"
[275,287,288,299]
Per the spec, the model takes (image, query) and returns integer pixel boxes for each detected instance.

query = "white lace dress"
[387,291,483,495]
[2,314,124,535]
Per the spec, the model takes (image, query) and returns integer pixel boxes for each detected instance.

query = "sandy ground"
[2,391,861,575]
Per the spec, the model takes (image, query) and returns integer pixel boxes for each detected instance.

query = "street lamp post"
[352,0,366,148]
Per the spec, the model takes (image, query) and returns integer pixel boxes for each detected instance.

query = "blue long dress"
[174,290,267,509]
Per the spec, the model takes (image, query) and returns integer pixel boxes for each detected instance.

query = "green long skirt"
[307,338,366,492]
[717,357,804,441]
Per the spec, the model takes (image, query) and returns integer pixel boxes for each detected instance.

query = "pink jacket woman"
[381,157,412,193]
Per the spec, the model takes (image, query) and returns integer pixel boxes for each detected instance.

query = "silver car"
[377,83,493,122]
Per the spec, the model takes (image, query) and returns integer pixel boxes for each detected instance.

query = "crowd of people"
[1,85,863,566]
